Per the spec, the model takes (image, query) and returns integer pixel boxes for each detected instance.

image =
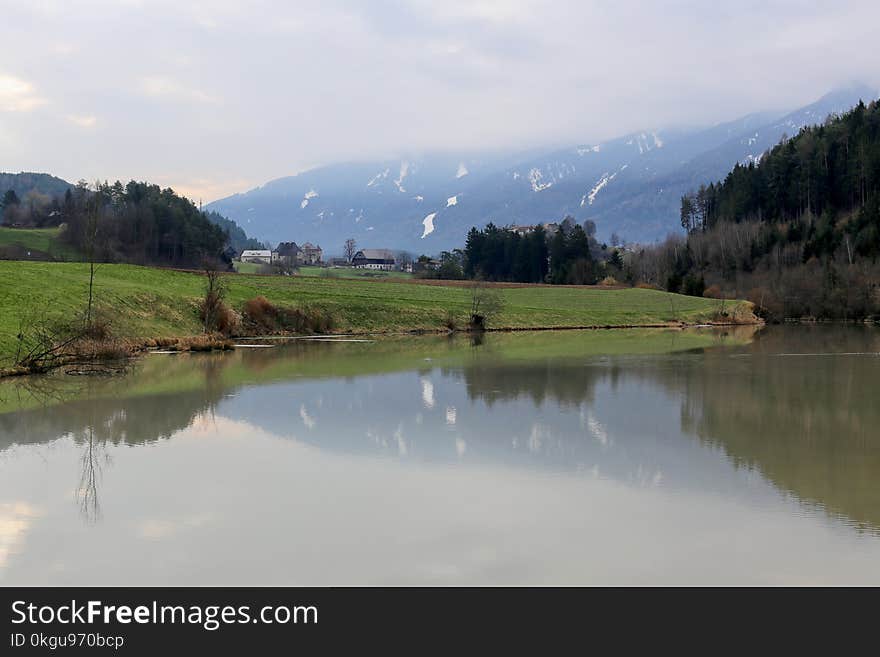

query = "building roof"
[241,249,271,258]
[276,241,300,256]
[355,249,395,261]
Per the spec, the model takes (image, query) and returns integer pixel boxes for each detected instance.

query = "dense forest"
[1,178,262,268]
[645,98,880,319]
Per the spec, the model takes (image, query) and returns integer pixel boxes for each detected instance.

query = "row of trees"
[462,218,606,285]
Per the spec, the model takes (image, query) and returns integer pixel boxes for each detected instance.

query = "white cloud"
[0,1,878,198]
[67,114,97,128]
[139,76,218,104]
[0,74,47,112]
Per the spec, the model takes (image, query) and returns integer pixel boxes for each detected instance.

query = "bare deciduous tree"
[344,238,357,263]
[469,277,504,330]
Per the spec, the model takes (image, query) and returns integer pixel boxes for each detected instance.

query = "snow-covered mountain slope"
[207,85,878,253]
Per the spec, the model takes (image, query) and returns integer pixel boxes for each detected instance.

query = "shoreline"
[0,318,763,380]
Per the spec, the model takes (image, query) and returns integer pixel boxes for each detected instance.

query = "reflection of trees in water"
[457,327,880,533]
[0,356,229,525]
[450,360,609,409]
[0,387,226,450]
[77,426,106,524]
[0,356,229,451]
[675,348,880,534]
[2,326,878,533]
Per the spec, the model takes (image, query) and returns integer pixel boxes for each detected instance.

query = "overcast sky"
[1,0,878,202]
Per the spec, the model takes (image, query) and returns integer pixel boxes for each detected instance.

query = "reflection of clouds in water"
[395,425,407,457]
[629,465,664,488]
[528,423,551,453]
[300,405,316,430]
[138,513,214,540]
[367,429,387,449]
[421,377,435,409]
[445,406,457,425]
[0,502,40,569]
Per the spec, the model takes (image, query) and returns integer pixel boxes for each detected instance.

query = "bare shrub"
[243,297,335,334]
[242,296,278,332]
[703,284,723,299]
[200,266,228,334]
[277,305,335,333]
[469,278,504,330]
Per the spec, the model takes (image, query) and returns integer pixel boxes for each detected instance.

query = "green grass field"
[232,260,262,274]
[296,265,413,280]
[232,263,412,279]
[0,260,752,366]
[0,227,80,260]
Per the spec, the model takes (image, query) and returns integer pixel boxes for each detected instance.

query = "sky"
[1,0,878,203]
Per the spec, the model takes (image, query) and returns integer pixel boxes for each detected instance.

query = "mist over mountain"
[207,85,878,254]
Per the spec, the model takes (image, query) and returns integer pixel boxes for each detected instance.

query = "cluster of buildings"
[509,222,561,237]
[239,241,323,266]
[238,244,409,272]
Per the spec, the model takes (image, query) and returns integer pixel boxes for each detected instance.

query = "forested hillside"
[636,99,880,320]
[1,176,263,268]
[0,172,72,202]
[59,181,228,268]
[204,210,265,253]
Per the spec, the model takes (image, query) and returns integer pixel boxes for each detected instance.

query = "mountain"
[207,85,879,253]
[0,172,72,200]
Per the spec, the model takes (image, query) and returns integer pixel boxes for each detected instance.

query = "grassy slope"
[0,261,751,365]
[0,227,79,260]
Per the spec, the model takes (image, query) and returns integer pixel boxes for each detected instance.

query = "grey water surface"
[1,325,878,585]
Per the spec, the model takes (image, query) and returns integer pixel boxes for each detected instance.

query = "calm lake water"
[1,324,879,585]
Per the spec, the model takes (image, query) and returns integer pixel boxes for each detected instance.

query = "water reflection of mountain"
[1,326,877,532]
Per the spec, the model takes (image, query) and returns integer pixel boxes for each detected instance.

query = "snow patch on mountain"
[367,169,390,187]
[414,195,424,202]
[446,195,458,207]
[582,165,627,206]
[576,145,601,155]
[300,189,318,209]
[421,212,437,238]
[456,162,469,178]
[394,161,409,193]
[527,168,552,192]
